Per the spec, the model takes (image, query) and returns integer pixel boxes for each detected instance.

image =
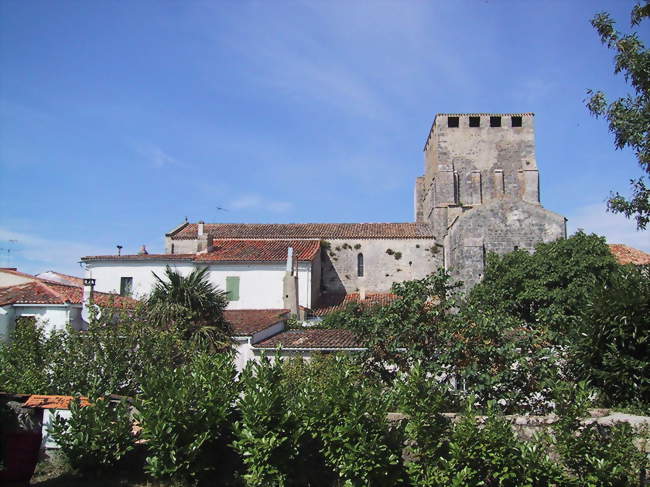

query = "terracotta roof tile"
[225,309,289,336]
[0,281,136,308]
[169,222,434,240]
[196,239,319,262]
[254,328,362,349]
[313,292,397,316]
[23,395,90,410]
[609,244,650,266]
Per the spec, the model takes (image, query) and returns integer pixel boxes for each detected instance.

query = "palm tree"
[146,266,232,350]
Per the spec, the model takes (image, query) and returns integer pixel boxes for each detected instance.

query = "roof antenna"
[117,245,123,256]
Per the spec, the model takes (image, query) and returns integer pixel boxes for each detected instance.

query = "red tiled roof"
[313,292,398,316]
[0,281,136,308]
[225,309,289,336]
[254,329,362,349]
[23,395,90,410]
[196,239,320,262]
[168,222,434,240]
[609,244,650,266]
[83,239,320,263]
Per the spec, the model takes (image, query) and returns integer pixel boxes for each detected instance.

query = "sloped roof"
[168,222,435,240]
[225,309,289,336]
[195,239,320,262]
[36,271,84,287]
[313,292,398,316]
[0,280,136,308]
[609,244,650,265]
[254,329,362,349]
[83,239,320,263]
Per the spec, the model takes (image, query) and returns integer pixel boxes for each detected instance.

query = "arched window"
[357,253,364,277]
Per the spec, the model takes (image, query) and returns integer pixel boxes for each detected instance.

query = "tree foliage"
[467,232,619,336]
[586,1,650,229]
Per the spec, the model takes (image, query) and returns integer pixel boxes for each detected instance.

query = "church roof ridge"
[169,222,435,240]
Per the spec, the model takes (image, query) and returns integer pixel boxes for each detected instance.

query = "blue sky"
[1,0,648,275]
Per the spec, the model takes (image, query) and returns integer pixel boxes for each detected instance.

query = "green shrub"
[49,392,134,472]
[467,232,619,337]
[298,356,404,485]
[233,355,300,486]
[0,317,54,394]
[137,351,239,481]
[553,382,647,486]
[575,264,650,406]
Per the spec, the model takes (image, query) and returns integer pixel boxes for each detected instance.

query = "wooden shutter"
[226,276,240,301]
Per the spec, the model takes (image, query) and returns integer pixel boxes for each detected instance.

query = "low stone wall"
[388,409,650,452]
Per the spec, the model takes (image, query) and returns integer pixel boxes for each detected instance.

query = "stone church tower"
[415,113,566,287]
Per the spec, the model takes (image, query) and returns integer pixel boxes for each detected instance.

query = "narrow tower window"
[490,116,501,127]
[447,116,459,128]
[511,116,523,127]
[357,253,364,277]
[469,116,480,127]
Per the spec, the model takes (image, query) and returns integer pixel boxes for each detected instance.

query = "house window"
[511,116,523,127]
[226,276,240,301]
[120,277,133,297]
[357,253,364,277]
[490,116,501,127]
[469,116,480,127]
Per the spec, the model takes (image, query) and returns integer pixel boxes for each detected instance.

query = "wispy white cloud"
[229,194,293,213]
[135,143,185,169]
[0,227,113,276]
[567,202,649,252]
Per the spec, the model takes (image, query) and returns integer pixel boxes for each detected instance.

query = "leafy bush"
[434,306,572,413]
[49,392,134,472]
[136,351,239,481]
[553,382,648,486]
[233,355,302,486]
[0,317,54,394]
[297,356,404,485]
[468,232,619,336]
[575,264,650,406]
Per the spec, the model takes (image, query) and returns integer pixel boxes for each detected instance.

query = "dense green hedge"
[36,355,647,486]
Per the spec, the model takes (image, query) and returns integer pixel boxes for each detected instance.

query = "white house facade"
[81,239,321,311]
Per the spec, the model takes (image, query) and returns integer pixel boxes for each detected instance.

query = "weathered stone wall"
[320,238,442,294]
[445,198,566,288]
[416,113,540,240]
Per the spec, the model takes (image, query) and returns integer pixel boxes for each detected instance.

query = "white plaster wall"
[12,305,74,334]
[85,260,314,309]
[0,305,15,341]
[85,261,195,299]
